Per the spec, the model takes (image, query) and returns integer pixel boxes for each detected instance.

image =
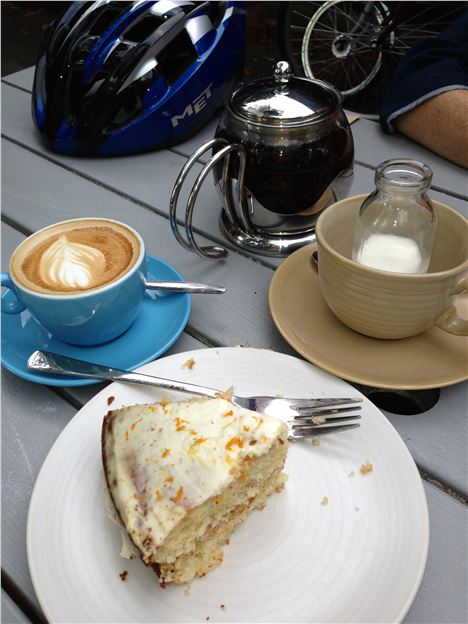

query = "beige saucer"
[269,244,468,390]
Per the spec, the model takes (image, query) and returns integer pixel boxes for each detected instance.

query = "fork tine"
[292,405,362,420]
[289,423,360,438]
[291,397,363,410]
[291,414,361,428]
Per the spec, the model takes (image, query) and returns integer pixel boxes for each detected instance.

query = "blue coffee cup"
[1,218,147,346]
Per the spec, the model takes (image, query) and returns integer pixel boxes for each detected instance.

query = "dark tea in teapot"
[215,116,353,215]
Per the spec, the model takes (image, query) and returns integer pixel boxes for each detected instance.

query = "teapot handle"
[169,138,248,260]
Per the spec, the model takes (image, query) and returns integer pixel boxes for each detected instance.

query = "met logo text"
[171,84,213,127]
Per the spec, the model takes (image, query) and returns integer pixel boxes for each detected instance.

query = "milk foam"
[39,235,106,290]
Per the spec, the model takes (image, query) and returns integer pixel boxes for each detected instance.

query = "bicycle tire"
[301,1,388,96]
[278,1,466,114]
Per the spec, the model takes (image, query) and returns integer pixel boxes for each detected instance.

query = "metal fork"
[27,350,362,439]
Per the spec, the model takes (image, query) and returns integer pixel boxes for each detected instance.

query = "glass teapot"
[170,61,354,258]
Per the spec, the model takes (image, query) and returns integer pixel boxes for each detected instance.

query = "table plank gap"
[1,571,46,624]
[419,469,467,506]
[2,589,33,624]
[1,79,31,95]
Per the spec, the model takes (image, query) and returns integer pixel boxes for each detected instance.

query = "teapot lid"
[229,61,342,127]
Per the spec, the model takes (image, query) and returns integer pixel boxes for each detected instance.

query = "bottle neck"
[375,159,432,196]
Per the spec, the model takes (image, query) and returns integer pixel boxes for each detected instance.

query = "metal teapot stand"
[219,186,334,257]
[170,137,353,260]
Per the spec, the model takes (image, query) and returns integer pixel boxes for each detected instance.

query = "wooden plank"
[405,482,468,624]
[2,591,33,624]
[1,370,76,612]
[2,67,34,91]
[381,383,468,497]
[352,118,468,199]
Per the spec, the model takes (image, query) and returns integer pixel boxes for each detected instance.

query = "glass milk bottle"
[352,159,438,273]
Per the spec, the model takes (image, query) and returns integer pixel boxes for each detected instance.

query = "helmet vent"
[157,29,197,86]
[124,15,166,43]
[88,7,123,37]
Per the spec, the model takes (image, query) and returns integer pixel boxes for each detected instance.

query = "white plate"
[27,348,429,623]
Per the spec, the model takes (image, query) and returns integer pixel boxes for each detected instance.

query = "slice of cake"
[102,396,288,586]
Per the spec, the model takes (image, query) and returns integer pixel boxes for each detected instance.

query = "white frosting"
[39,235,106,289]
[103,397,288,560]
[102,474,139,560]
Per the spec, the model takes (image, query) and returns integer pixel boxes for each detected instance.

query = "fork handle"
[27,350,220,398]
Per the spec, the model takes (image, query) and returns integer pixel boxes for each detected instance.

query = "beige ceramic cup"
[315,194,468,339]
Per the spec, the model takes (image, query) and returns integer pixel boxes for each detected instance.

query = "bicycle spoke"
[292,9,319,23]
[289,25,307,32]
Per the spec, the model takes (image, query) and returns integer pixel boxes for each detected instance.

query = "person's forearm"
[393,89,468,169]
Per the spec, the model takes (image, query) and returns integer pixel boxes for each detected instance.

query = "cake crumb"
[182,358,196,370]
[119,570,128,581]
[220,604,226,610]
[206,617,210,621]
[184,585,192,596]
[360,461,374,474]
[216,386,234,401]
[107,395,115,405]
[311,437,320,446]
[321,496,329,506]
[348,470,356,478]
[312,415,326,425]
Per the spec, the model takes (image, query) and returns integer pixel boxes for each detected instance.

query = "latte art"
[11,219,141,295]
[39,236,107,290]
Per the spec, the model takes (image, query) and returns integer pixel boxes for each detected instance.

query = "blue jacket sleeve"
[380,10,468,133]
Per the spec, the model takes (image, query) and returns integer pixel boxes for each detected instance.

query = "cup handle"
[434,272,468,336]
[1,273,26,314]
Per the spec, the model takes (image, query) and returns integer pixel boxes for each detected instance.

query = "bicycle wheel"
[277,1,324,77]
[278,1,466,113]
[301,1,388,96]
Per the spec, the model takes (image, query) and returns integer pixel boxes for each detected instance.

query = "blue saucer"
[1,256,191,386]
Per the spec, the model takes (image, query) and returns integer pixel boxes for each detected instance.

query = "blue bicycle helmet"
[32,1,246,155]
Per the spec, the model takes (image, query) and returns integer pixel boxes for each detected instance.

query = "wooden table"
[2,67,467,624]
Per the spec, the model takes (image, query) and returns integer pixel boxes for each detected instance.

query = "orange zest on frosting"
[175,417,188,431]
[161,448,171,458]
[172,486,184,502]
[165,476,174,483]
[243,425,250,432]
[223,410,234,418]
[124,430,129,441]
[195,437,209,444]
[131,417,143,431]
[225,437,244,451]
[222,419,236,430]
[155,490,162,501]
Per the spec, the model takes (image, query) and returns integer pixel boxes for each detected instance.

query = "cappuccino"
[11,219,140,295]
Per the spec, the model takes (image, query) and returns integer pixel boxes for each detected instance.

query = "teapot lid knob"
[273,61,293,85]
